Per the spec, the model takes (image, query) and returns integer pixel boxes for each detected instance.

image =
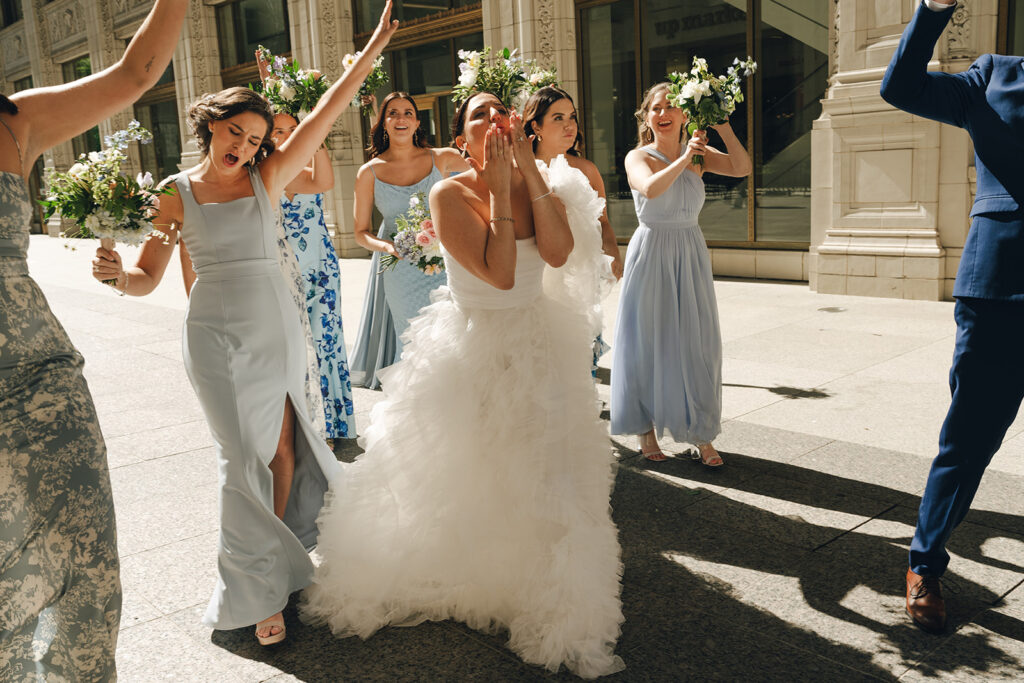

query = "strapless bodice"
[443,238,545,310]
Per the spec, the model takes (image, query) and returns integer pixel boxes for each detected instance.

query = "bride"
[300,91,624,678]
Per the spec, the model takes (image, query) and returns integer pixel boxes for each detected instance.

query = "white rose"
[529,72,543,86]
[136,171,154,189]
[88,151,104,163]
[458,65,478,87]
[83,214,100,232]
[680,81,698,100]
[68,162,88,178]
[279,83,296,101]
[409,195,420,207]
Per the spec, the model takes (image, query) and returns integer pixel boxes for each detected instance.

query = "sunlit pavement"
[29,235,1024,681]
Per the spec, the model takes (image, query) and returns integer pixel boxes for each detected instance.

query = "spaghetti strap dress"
[610,145,723,444]
[174,166,341,629]
[0,123,120,680]
[348,156,446,389]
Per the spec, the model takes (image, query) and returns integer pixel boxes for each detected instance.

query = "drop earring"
[383,130,389,143]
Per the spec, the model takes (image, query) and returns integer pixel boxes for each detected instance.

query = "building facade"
[0,1,1020,300]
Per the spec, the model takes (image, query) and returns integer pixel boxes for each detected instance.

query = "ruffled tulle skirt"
[301,288,625,679]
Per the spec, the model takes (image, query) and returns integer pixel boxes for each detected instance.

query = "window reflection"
[754,0,827,243]
[216,0,290,70]
[353,0,477,34]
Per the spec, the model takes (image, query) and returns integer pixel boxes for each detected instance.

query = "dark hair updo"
[186,87,275,165]
[366,91,429,158]
[522,86,582,156]
[0,94,17,116]
[450,90,504,157]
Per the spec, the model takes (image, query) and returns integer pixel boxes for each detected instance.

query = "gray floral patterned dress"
[0,162,121,678]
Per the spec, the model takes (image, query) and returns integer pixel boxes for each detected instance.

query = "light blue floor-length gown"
[610,145,722,444]
[0,134,120,678]
[349,157,446,389]
[280,192,356,439]
[175,167,341,630]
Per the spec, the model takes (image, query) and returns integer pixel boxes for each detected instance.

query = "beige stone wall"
[810,0,998,300]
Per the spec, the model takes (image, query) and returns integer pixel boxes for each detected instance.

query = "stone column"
[177,0,223,169]
[287,0,361,256]
[481,0,577,100]
[811,0,996,300]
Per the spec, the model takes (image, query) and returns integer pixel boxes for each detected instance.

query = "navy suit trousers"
[910,297,1024,575]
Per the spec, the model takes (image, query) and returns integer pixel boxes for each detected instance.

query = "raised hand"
[682,129,708,166]
[255,50,271,82]
[468,123,513,198]
[508,112,536,170]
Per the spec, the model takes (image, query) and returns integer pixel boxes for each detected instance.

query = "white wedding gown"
[301,157,624,678]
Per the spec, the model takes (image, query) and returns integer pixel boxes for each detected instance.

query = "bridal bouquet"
[257,45,331,117]
[342,51,389,116]
[379,192,443,275]
[452,47,559,111]
[41,120,169,260]
[667,55,757,165]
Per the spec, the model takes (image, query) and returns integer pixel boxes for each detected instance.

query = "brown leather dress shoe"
[906,567,946,634]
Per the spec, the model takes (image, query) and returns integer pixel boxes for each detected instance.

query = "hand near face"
[468,123,513,197]
[508,112,536,169]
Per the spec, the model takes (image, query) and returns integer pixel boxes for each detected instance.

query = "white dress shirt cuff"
[923,0,956,11]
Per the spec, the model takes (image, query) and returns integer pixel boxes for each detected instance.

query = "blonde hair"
[634,82,686,149]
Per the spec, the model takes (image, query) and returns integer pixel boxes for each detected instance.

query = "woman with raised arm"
[269,111,356,442]
[302,91,624,678]
[523,85,622,376]
[90,3,398,645]
[610,83,752,466]
[348,92,468,388]
[0,1,187,679]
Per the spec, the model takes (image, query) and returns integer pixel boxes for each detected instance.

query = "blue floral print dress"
[280,192,356,439]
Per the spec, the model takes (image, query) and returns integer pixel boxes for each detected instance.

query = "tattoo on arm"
[144,56,154,73]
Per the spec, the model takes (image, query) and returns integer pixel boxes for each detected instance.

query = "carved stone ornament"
[946,0,971,60]
[536,1,555,66]
[44,0,87,54]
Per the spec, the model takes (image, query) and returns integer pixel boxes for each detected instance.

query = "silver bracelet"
[531,190,553,202]
[117,272,129,296]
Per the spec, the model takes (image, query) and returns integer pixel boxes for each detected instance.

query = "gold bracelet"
[531,190,553,202]
[489,216,515,224]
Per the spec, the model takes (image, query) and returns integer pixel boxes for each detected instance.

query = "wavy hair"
[366,92,429,158]
[635,82,685,149]
[186,87,275,165]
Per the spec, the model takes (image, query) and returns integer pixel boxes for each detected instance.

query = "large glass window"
[754,1,827,244]
[576,0,826,248]
[62,58,101,158]
[354,0,477,34]
[1005,0,1024,54]
[216,0,290,71]
[135,64,182,182]
[1,0,22,27]
[579,1,636,240]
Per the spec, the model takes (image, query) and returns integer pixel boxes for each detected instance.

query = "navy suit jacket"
[880,1,1024,300]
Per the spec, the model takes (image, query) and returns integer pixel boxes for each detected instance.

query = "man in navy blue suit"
[880,0,1024,633]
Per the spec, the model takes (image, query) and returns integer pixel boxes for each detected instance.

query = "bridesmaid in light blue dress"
[350,92,468,388]
[0,3,187,679]
[271,113,356,440]
[91,8,397,645]
[610,82,751,466]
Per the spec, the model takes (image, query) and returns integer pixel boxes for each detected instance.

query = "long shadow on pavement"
[208,444,1024,680]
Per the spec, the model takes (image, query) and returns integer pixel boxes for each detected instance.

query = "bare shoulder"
[568,155,601,180]
[434,147,468,173]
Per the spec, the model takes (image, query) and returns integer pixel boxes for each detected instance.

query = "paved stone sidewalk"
[28,236,1024,681]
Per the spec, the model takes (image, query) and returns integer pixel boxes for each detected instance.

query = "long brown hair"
[367,92,429,158]
[635,82,685,149]
[186,87,275,165]
[522,86,582,157]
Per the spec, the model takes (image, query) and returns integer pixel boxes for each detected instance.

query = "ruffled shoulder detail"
[539,155,614,339]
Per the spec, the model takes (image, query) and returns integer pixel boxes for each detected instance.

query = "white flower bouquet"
[41,121,170,281]
[257,45,331,117]
[342,51,388,116]
[667,56,757,166]
[379,192,443,275]
[452,46,558,111]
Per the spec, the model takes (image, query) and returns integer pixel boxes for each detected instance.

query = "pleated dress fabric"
[348,160,445,389]
[610,146,723,444]
[0,168,121,680]
[174,167,341,629]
